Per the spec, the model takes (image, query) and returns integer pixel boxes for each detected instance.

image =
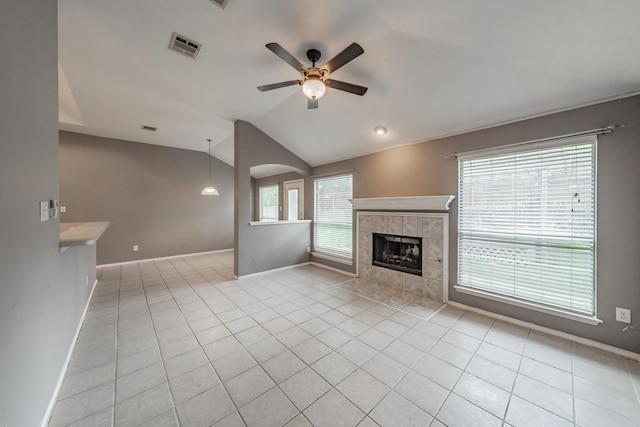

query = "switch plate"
[40,201,49,221]
[133,245,139,252]
[616,307,631,323]
[60,206,67,213]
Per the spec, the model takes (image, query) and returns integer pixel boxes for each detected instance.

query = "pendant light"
[201,138,219,196]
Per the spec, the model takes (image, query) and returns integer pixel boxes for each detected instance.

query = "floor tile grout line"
[139,259,186,426]
[200,264,396,423]
[165,256,251,426]
[425,309,531,425]
[625,358,640,403]
[334,278,446,322]
[48,269,120,427]
[53,252,640,427]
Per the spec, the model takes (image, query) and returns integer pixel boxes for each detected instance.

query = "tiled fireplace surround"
[356,212,449,302]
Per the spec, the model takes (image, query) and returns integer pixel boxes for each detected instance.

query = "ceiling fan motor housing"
[306,48,322,66]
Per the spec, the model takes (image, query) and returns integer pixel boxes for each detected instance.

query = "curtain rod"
[443,124,625,160]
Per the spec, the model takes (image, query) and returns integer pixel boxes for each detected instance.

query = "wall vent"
[209,0,230,9]
[141,125,157,132]
[169,33,202,59]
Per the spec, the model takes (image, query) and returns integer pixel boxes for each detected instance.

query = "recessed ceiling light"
[373,126,387,136]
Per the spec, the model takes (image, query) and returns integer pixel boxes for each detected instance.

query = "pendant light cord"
[207,138,212,186]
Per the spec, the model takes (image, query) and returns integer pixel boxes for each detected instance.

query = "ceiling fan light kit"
[258,42,367,109]
[302,77,326,100]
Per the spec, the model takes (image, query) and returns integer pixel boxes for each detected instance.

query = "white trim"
[41,278,99,427]
[442,214,450,303]
[454,285,603,326]
[448,301,640,363]
[249,220,311,226]
[258,183,279,222]
[234,262,312,279]
[308,91,637,168]
[310,261,357,277]
[311,252,353,266]
[350,195,455,211]
[454,131,604,161]
[97,248,233,268]
[283,179,305,221]
[355,211,449,218]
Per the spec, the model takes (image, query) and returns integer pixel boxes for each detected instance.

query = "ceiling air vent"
[209,0,230,9]
[169,32,202,59]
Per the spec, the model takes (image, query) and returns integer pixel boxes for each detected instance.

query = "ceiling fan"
[257,42,368,109]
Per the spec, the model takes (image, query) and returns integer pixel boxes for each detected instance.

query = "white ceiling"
[58,0,640,168]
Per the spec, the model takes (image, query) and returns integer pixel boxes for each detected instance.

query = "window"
[283,179,304,221]
[457,137,596,317]
[314,174,353,261]
[259,184,279,222]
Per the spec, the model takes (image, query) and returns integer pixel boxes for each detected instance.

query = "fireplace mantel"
[350,195,456,211]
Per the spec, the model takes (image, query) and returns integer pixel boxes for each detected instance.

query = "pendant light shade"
[201,186,219,196]
[201,138,219,196]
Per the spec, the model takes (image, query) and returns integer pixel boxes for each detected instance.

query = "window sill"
[311,252,353,266]
[453,285,603,326]
[249,220,312,226]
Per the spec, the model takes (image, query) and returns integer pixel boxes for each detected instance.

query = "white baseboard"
[448,301,640,363]
[97,248,233,268]
[41,278,99,427]
[234,262,312,279]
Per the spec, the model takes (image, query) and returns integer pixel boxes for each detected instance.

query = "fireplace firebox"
[372,233,422,276]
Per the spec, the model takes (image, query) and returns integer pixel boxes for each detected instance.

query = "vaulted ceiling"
[58,0,640,167]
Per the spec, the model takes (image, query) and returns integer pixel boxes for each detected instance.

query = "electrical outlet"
[60,206,67,213]
[616,307,631,323]
[133,245,139,252]
[306,246,311,253]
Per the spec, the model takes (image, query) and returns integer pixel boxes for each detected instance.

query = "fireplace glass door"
[372,233,422,276]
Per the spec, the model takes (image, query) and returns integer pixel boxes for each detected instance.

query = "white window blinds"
[314,174,353,261]
[457,138,596,315]
[259,185,279,222]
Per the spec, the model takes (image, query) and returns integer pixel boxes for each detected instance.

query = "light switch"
[40,201,49,222]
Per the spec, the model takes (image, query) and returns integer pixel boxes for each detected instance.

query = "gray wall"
[234,121,312,276]
[309,95,640,353]
[59,131,234,264]
[0,2,97,425]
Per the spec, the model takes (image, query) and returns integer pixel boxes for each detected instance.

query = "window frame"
[283,179,304,221]
[454,136,601,325]
[258,184,279,222]
[313,173,354,264]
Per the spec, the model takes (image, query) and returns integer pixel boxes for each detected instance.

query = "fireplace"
[356,211,449,301]
[372,233,422,276]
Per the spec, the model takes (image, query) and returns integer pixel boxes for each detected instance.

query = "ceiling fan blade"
[308,99,318,109]
[257,80,300,92]
[324,79,368,96]
[320,42,364,75]
[266,43,306,72]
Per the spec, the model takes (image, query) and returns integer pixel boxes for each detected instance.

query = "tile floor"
[48,251,640,427]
